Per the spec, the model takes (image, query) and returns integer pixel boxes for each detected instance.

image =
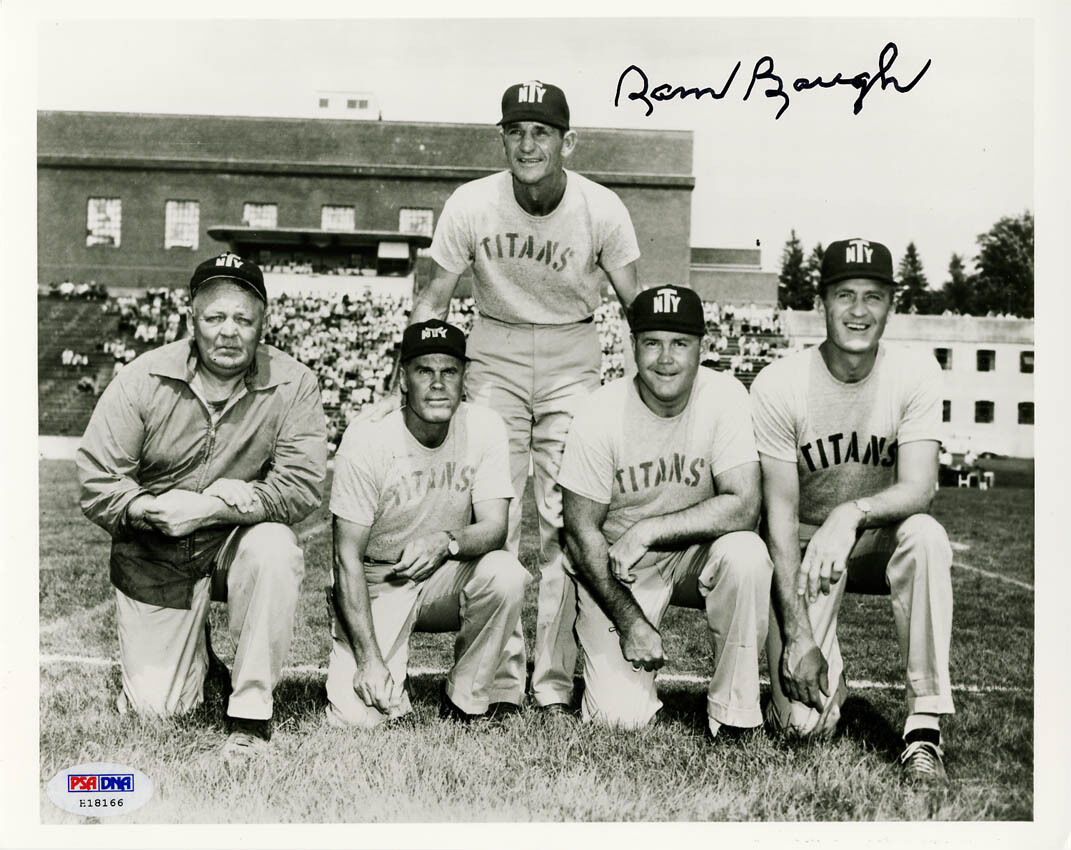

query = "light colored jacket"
[77,339,327,608]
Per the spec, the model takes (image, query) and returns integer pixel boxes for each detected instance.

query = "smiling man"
[77,252,327,759]
[327,320,529,727]
[361,80,642,712]
[751,238,954,783]
[557,285,773,735]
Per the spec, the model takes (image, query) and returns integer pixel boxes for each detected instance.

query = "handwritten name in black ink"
[614,42,932,120]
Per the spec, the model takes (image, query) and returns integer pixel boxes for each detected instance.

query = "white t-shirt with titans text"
[557,369,759,565]
[750,343,942,527]
[430,169,640,324]
[330,403,514,580]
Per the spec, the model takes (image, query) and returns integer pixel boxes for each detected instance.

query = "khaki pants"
[765,513,956,735]
[465,315,602,706]
[574,531,773,733]
[114,522,305,720]
[325,550,529,727]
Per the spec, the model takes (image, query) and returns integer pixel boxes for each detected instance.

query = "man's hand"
[797,503,862,603]
[779,635,830,712]
[126,494,158,532]
[203,478,260,514]
[607,521,651,585]
[618,617,665,672]
[391,532,450,583]
[142,489,218,537]
[352,391,402,425]
[353,656,404,715]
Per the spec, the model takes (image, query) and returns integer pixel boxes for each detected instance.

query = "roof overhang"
[206,225,432,250]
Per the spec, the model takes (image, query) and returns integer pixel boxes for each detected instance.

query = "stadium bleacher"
[37,289,789,440]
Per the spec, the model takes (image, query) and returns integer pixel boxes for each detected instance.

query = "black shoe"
[227,714,272,742]
[487,701,524,721]
[536,701,573,716]
[438,683,484,724]
[900,738,948,784]
[222,715,272,761]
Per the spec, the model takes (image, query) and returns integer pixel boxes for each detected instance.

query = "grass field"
[38,459,1034,823]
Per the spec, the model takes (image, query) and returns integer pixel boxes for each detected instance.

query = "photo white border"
[3,1,1067,847]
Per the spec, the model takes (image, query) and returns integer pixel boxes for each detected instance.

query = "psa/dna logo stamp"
[47,762,153,817]
[67,773,135,793]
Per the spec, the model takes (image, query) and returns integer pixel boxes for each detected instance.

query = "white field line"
[38,654,1029,695]
[952,560,1033,591]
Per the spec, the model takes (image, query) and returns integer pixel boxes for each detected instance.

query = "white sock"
[903,713,941,740]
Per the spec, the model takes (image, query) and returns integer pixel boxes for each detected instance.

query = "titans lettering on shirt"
[479,232,575,272]
[615,453,707,494]
[383,462,476,508]
[799,431,898,473]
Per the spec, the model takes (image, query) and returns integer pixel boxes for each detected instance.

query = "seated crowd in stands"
[54,284,788,448]
[261,290,413,446]
[60,349,90,368]
[48,279,109,300]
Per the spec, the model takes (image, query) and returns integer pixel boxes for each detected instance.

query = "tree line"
[777,211,1034,318]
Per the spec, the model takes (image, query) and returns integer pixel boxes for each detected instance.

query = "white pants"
[766,514,956,735]
[114,522,305,720]
[465,315,602,706]
[574,532,773,734]
[325,551,530,727]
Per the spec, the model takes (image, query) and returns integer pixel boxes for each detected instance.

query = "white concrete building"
[782,310,1035,459]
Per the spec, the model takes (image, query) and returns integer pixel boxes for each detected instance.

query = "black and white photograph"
[2,2,1068,846]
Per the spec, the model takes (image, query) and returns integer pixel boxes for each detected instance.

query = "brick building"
[37,110,696,292]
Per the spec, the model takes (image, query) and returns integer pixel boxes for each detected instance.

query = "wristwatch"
[852,498,873,527]
[444,531,460,558]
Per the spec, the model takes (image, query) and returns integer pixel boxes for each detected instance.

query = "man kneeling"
[327,320,529,726]
[77,253,327,759]
[558,286,773,736]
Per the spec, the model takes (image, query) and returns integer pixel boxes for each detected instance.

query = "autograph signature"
[614,42,931,120]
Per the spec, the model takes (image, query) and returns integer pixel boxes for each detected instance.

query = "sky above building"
[35,14,1033,282]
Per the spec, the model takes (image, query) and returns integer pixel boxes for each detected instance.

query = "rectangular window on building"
[974,400,995,423]
[399,208,434,237]
[934,347,952,370]
[400,208,433,258]
[347,99,357,109]
[358,99,369,110]
[86,197,121,247]
[243,203,278,229]
[164,200,200,249]
[1018,402,1034,425]
[1020,350,1034,373]
[976,349,996,372]
[319,97,329,108]
[942,400,951,422]
[321,205,355,231]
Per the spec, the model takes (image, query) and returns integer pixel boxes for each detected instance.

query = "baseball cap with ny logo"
[498,80,570,131]
[628,285,706,336]
[401,319,467,363]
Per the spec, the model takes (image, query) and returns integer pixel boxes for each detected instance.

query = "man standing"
[78,252,327,758]
[751,238,954,782]
[557,285,773,734]
[328,320,529,727]
[367,80,641,710]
